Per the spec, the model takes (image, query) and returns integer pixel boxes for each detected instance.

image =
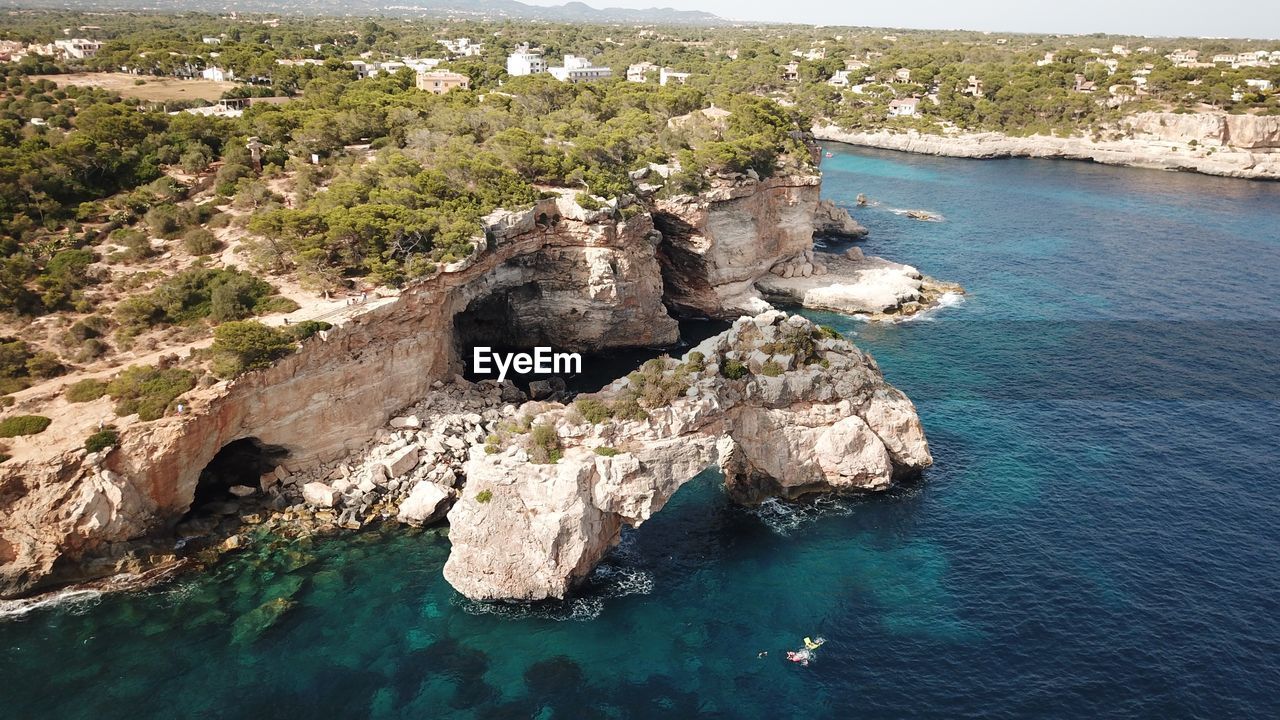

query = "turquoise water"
[4,148,1280,718]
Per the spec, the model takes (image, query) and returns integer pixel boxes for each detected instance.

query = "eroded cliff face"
[1123,111,1280,150]
[0,176,945,600]
[814,112,1280,180]
[654,175,822,317]
[0,196,679,598]
[443,312,931,602]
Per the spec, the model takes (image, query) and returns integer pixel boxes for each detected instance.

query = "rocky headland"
[814,111,1280,180]
[0,171,954,601]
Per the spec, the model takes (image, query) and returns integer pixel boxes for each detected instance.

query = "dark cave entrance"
[188,437,288,516]
[454,285,728,395]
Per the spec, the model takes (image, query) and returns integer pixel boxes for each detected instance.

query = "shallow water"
[3,147,1279,719]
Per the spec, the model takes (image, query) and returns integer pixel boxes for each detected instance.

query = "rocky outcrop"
[653,175,822,317]
[0,175,953,599]
[813,198,869,238]
[814,118,1280,180]
[0,196,680,599]
[1122,111,1280,150]
[759,248,962,318]
[443,311,931,601]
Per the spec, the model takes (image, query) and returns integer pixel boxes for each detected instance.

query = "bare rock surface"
[758,250,962,318]
[443,311,931,602]
[813,198,869,238]
[814,115,1280,180]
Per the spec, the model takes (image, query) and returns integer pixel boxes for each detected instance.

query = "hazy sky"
[524,0,1280,39]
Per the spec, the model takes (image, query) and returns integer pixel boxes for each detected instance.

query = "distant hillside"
[17,0,727,25]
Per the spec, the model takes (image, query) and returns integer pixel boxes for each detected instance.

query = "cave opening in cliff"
[187,438,288,516]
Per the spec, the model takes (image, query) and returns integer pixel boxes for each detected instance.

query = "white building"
[888,97,919,117]
[828,70,852,87]
[440,38,484,57]
[548,55,611,82]
[627,61,657,82]
[52,38,101,59]
[201,66,234,82]
[1245,78,1273,91]
[202,36,222,45]
[659,68,691,86]
[893,67,912,83]
[1036,52,1057,67]
[506,44,546,76]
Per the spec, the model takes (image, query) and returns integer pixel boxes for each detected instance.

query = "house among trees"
[888,97,919,117]
[548,55,612,82]
[659,68,691,86]
[782,61,800,82]
[627,61,658,82]
[1073,74,1097,93]
[893,67,912,83]
[964,75,984,97]
[415,70,470,94]
[506,44,546,76]
[52,38,101,59]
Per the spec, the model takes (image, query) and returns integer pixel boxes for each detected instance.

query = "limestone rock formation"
[813,115,1280,180]
[443,311,931,602]
[758,249,962,318]
[653,175,822,317]
[813,198,869,239]
[0,174,954,600]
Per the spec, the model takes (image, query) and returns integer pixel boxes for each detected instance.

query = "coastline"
[813,124,1280,181]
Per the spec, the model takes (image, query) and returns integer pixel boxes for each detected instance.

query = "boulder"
[396,482,452,527]
[302,482,337,508]
[381,445,420,478]
[228,485,256,498]
[389,415,421,429]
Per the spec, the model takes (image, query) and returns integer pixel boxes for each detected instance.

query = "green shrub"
[286,320,332,342]
[108,229,157,264]
[475,489,493,503]
[574,397,612,424]
[484,434,501,454]
[0,415,52,438]
[760,326,821,365]
[182,228,222,255]
[144,204,184,237]
[0,396,13,408]
[116,267,292,330]
[84,426,120,452]
[210,321,295,378]
[620,356,690,411]
[760,359,783,377]
[66,378,108,402]
[593,446,620,457]
[65,315,110,343]
[684,350,706,371]
[720,359,748,380]
[25,351,63,379]
[528,423,562,464]
[107,365,196,421]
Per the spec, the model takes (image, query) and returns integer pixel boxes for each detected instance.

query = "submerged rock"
[443,311,931,602]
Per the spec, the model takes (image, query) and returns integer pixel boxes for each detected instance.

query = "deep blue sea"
[4,147,1280,719]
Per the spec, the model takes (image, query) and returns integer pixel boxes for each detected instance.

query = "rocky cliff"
[443,311,930,601]
[0,177,951,599]
[653,175,822,317]
[815,113,1280,180]
[0,195,676,598]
